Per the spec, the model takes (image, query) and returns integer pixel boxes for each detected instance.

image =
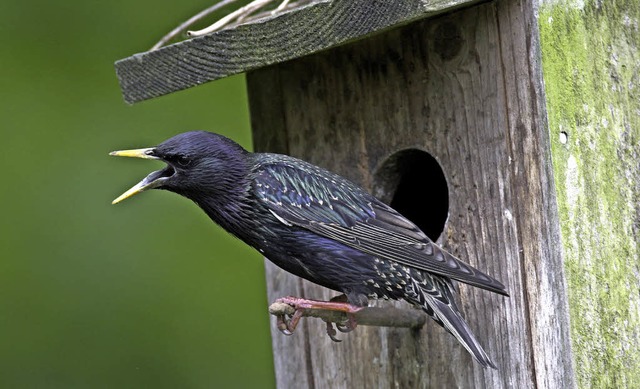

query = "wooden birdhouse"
[115,0,640,387]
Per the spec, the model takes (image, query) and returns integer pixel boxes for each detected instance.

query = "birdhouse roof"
[115,0,480,104]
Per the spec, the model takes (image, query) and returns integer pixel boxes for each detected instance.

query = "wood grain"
[247,0,575,387]
[115,0,485,104]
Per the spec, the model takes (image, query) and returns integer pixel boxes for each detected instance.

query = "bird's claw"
[336,315,358,333]
[276,306,304,336]
[276,314,293,335]
[273,296,363,341]
[325,321,342,342]
[325,314,357,341]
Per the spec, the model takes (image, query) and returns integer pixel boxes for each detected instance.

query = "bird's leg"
[274,296,364,341]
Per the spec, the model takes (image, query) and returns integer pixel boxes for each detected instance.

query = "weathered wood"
[539,1,640,386]
[115,0,486,104]
[248,0,575,387]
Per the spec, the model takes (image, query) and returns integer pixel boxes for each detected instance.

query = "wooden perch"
[268,301,427,329]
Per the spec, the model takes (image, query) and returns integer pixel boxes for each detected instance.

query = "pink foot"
[274,296,363,342]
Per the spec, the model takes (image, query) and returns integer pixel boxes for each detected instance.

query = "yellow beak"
[110,147,166,204]
[109,148,157,159]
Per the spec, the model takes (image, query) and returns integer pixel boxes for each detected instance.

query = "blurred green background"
[0,0,274,387]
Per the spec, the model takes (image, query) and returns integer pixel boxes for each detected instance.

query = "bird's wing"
[253,161,507,296]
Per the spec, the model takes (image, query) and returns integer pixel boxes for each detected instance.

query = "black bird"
[110,131,508,368]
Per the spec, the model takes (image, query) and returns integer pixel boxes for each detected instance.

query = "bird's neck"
[200,197,255,241]
[188,170,254,238]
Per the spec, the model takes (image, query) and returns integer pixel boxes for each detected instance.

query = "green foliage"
[0,1,274,387]
[539,1,640,387]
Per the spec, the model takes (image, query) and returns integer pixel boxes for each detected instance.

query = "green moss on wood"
[540,1,640,387]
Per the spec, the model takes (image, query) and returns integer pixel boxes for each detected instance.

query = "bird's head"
[110,131,249,204]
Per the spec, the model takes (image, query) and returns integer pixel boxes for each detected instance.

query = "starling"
[111,131,508,368]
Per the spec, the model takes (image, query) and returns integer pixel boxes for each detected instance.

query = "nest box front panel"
[247,2,569,386]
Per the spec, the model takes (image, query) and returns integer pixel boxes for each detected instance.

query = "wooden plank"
[248,0,575,387]
[115,0,486,104]
[494,0,575,386]
[246,67,313,389]
[539,1,640,386]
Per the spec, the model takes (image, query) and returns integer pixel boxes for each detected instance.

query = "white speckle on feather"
[269,209,292,226]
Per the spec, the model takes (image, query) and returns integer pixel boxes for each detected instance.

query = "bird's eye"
[176,154,191,167]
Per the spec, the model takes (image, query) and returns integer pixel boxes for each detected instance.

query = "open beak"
[110,148,173,204]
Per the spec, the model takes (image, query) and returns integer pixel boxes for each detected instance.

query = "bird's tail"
[409,276,497,369]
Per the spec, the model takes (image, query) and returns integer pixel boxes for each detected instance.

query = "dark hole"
[373,149,449,241]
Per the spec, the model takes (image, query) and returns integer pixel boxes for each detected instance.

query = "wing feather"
[253,158,508,296]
